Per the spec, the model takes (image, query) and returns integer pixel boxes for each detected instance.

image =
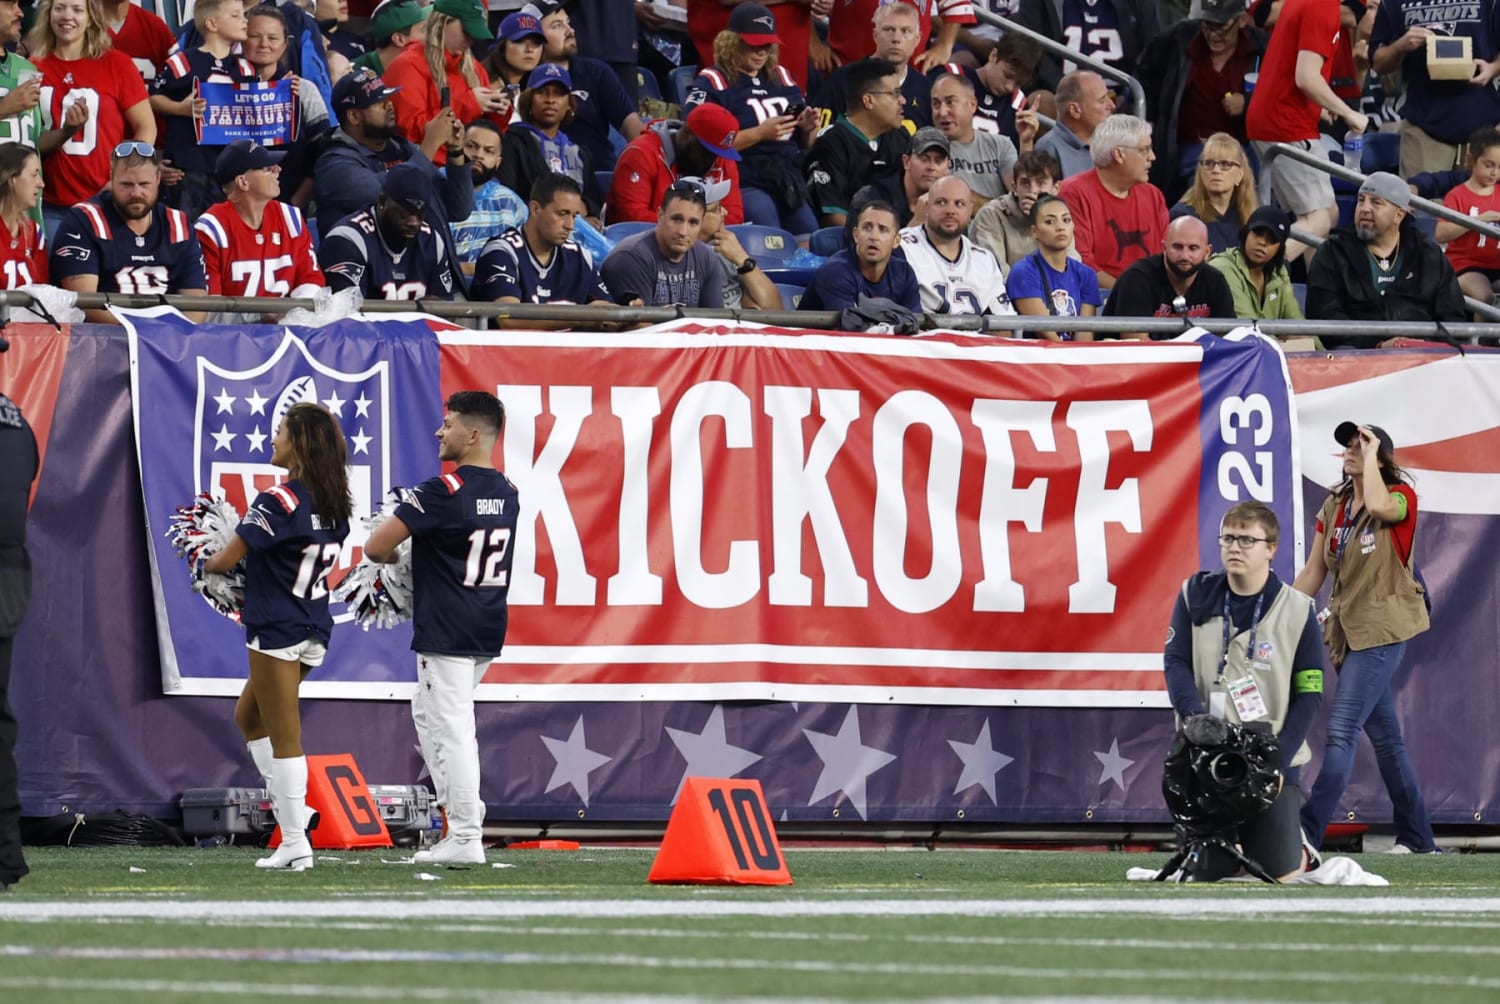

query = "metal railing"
[971,9,1147,119]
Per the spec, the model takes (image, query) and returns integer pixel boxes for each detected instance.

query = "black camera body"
[1163,715,1282,838]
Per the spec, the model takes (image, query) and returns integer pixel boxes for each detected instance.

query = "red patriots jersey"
[36,50,150,209]
[108,4,176,86]
[0,214,46,288]
[195,200,325,298]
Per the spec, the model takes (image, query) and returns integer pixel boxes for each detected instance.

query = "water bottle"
[1343,131,1364,171]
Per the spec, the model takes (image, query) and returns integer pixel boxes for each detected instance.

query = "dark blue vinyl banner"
[194,78,300,146]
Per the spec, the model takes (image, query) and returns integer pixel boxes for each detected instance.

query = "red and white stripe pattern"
[166,207,190,243]
[266,483,299,514]
[77,202,111,240]
[441,473,464,494]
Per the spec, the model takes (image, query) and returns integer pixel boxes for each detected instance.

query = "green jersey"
[0,50,44,150]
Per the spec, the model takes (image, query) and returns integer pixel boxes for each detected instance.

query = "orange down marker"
[648,777,792,885]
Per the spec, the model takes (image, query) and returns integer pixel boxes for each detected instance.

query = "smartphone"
[439,86,450,107]
[786,102,806,118]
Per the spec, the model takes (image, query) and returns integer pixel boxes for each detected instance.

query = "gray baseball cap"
[910,126,950,157]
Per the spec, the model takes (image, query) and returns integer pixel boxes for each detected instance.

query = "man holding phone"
[0,0,45,153]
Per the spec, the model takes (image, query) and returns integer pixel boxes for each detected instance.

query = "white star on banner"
[946,720,1014,805]
[350,428,372,455]
[213,388,236,415]
[412,744,431,783]
[664,706,762,803]
[245,388,269,416]
[540,716,612,807]
[802,707,897,820]
[245,426,267,454]
[354,393,373,418]
[210,424,237,452]
[1094,738,1136,793]
[322,390,346,416]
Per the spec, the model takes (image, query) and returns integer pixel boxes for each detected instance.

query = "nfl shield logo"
[1255,641,1274,660]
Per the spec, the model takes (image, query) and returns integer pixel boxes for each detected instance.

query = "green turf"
[2,846,1498,1002]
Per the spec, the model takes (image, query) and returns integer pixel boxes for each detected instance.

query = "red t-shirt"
[107,4,176,86]
[194,200,325,297]
[1317,483,1417,565]
[1245,0,1341,142]
[1056,169,1168,278]
[1442,182,1500,273]
[826,0,977,66]
[0,213,46,288]
[37,49,150,208]
[687,0,813,91]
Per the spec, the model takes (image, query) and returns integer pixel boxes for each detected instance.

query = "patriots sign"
[125,309,440,695]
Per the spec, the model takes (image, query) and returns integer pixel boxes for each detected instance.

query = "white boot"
[413,835,485,866]
[257,756,313,871]
[249,738,318,832]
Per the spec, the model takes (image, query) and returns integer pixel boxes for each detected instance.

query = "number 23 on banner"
[1218,393,1274,502]
[649,777,792,886]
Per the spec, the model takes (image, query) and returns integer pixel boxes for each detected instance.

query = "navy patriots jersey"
[471,228,611,305]
[236,480,350,650]
[688,64,805,190]
[319,207,457,301]
[395,467,521,657]
[49,195,208,295]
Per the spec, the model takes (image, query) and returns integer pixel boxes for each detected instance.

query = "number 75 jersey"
[195,200,325,298]
[395,466,520,658]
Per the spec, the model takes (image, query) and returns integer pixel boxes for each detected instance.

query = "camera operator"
[1162,501,1326,881]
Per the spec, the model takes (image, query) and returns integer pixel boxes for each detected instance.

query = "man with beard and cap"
[601,179,724,308]
[606,101,746,225]
[50,143,209,324]
[1102,214,1234,338]
[447,119,527,270]
[798,199,921,312]
[535,1,643,172]
[1305,171,1467,342]
[899,175,1014,317]
[319,162,458,300]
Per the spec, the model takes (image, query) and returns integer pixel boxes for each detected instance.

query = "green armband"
[1389,491,1408,521]
[1294,669,1324,694]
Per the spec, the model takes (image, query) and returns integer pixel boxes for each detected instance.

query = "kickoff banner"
[124,309,440,696]
[194,78,300,146]
[443,322,1300,707]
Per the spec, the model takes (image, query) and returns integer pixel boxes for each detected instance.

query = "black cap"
[380,162,428,213]
[1334,421,1395,457]
[1240,204,1291,245]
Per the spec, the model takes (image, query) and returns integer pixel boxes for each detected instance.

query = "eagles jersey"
[151,47,259,175]
[0,51,45,151]
[50,195,208,295]
[688,65,804,191]
[899,226,1015,316]
[237,480,350,650]
[196,200,325,298]
[319,207,457,301]
[395,467,520,657]
[0,215,46,289]
[471,227,610,305]
[36,51,150,208]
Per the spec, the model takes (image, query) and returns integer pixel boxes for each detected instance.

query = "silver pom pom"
[166,494,245,622]
[334,490,414,630]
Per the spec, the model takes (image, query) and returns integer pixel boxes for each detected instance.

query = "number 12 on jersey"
[462,527,512,588]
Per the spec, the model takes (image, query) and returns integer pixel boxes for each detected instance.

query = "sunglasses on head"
[113,141,160,161]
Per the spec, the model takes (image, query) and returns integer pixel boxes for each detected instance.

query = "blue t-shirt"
[798,247,922,313]
[1370,0,1500,143]
[319,207,457,300]
[1005,251,1101,338]
[472,227,611,305]
[396,466,520,657]
[237,480,349,650]
[561,55,640,173]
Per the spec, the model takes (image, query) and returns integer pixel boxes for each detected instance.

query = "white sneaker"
[413,837,484,866]
[256,837,314,871]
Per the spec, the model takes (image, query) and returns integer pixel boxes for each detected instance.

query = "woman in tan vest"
[1293,422,1436,855]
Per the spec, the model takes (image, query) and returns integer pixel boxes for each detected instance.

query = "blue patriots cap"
[381,162,428,214]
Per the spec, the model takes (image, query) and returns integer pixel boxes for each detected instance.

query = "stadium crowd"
[0,0,1491,336]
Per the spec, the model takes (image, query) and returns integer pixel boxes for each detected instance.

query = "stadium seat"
[729,224,800,262]
[594,170,614,199]
[608,125,627,159]
[1335,193,1357,226]
[808,226,847,256]
[774,284,805,309]
[604,221,655,242]
[761,266,819,286]
[1411,214,1437,241]
[670,65,700,104]
[1292,282,1307,312]
[636,68,662,103]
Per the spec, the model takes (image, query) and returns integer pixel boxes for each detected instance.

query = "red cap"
[685,103,742,162]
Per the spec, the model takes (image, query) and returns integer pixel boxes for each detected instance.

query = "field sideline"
[1,846,1497,1003]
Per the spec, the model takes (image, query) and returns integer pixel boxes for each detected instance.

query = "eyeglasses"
[1200,158,1241,172]
[1201,19,1238,35]
[1219,534,1272,548]
[868,89,904,99]
[113,141,159,160]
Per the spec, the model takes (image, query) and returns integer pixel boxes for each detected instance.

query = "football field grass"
[2,845,1498,1002]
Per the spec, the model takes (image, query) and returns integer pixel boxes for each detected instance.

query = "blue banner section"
[125,311,440,694]
[195,79,300,146]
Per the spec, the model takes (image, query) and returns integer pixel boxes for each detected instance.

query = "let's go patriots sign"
[195,78,300,146]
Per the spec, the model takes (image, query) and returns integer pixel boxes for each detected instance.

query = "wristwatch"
[737,257,758,275]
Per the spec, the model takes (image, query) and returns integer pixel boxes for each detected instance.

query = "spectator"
[351,0,428,77]
[606,101,746,225]
[1170,132,1257,255]
[150,0,259,219]
[1056,113,1168,291]
[935,33,1048,150]
[1018,0,1158,91]
[500,63,607,224]
[244,4,331,208]
[825,0,978,72]
[1136,0,1266,202]
[1102,214,1234,338]
[930,70,1021,210]
[687,0,814,93]
[686,3,820,232]
[195,139,325,320]
[314,0,366,64]
[0,144,46,289]
[536,1,644,174]
[312,68,474,285]
[29,0,155,240]
[970,149,1071,271]
[601,179,724,307]
[473,172,612,327]
[1370,0,1500,176]
[1305,172,1467,338]
[0,0,44,154]
[798,199,921,312]
[384,0,510,164]
[482,7,546,95]
[804,58,911,227]
[319,161,459,300]
[853,125,950,229]
[1437,127,1500,315]
[694,174,782,308]
[817,1,932,131]
[49,142,208,324]
[1245,0,1367,264]
[571,0,644,101]
[101,0,175,88]
[899,175,1013,316]
[1007,193,1100,340]
[448,119,527,269]
[1208,204,1303,321]
[1034,71,1114,179]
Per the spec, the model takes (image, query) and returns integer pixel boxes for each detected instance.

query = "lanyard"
[1217,588,1265,683]
[1330,497,1360,564]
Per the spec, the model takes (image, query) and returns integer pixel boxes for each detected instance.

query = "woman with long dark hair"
[204,402,352,871]
[0,144,46,288]
[1294,422,1437,855]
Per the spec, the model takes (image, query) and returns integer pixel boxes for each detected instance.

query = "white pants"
[412,652,491,841]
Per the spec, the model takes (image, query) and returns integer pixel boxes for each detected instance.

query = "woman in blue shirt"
[1006,194,1101,340]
